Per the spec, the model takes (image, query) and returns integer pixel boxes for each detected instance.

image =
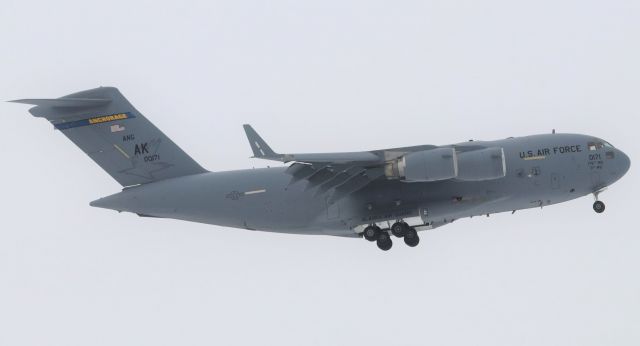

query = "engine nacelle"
[391,148,457,182]
[456,147,506,181]
[385,147,506,182]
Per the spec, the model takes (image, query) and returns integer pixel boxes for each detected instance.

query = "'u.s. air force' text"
[520,145,582,159]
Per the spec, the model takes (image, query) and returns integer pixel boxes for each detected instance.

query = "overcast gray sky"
[1,1,639,345]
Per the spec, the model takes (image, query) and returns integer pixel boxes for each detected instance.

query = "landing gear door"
[419,207,429,224]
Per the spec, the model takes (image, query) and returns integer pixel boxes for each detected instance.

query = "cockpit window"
[588,142,603,151]
[588,141,614,150]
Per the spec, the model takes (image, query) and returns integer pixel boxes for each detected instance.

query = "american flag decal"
[110,124,125,133]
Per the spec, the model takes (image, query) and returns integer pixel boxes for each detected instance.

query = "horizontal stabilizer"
[10,97,112,119]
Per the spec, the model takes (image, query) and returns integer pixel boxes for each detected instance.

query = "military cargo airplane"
[12,87,631,251]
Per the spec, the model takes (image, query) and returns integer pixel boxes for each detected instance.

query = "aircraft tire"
[363,225,380,242]
[391,222,408,238]
[376,232,392,251]
[593,201,605,213]
[403,228,420,247]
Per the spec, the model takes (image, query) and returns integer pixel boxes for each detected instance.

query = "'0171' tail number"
[144,154,160,162]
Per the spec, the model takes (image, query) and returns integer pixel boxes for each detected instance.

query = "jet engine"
[456,147,506,181]
[385,147,506,182]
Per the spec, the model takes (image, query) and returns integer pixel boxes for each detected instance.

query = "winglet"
[243,124,280,159]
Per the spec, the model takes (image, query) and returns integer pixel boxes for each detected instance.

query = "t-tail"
[11,87,207,186]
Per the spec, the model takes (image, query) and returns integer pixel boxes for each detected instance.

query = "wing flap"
[329,168,385,203]
[305,166,337,189]
[314,167,361,196]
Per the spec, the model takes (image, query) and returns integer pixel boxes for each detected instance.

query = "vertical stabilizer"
[11,87,207,186]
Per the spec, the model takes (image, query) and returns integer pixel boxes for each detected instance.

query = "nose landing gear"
[593,200,605,213]
[592,190,606,214]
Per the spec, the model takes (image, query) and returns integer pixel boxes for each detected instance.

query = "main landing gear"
[403,227,420,247]
[362,222,420,251]
[363,225,393,251]
[377,232,393,251]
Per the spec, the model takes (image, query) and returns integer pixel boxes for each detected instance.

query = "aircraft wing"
[243,124,382,163]
[243,124,438,202]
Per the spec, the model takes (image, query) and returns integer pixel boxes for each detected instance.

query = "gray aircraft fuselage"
[91,133,630,238]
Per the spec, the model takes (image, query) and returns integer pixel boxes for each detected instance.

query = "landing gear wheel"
[363,225,380,242]
[391,222,408,238]
[593,201,605,213]
[403,228,420,247]
[376,232,393,251]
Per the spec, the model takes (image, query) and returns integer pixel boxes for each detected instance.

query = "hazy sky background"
[1,1,638,345]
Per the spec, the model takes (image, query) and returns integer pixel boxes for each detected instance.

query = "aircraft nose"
[617,148,631,176]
